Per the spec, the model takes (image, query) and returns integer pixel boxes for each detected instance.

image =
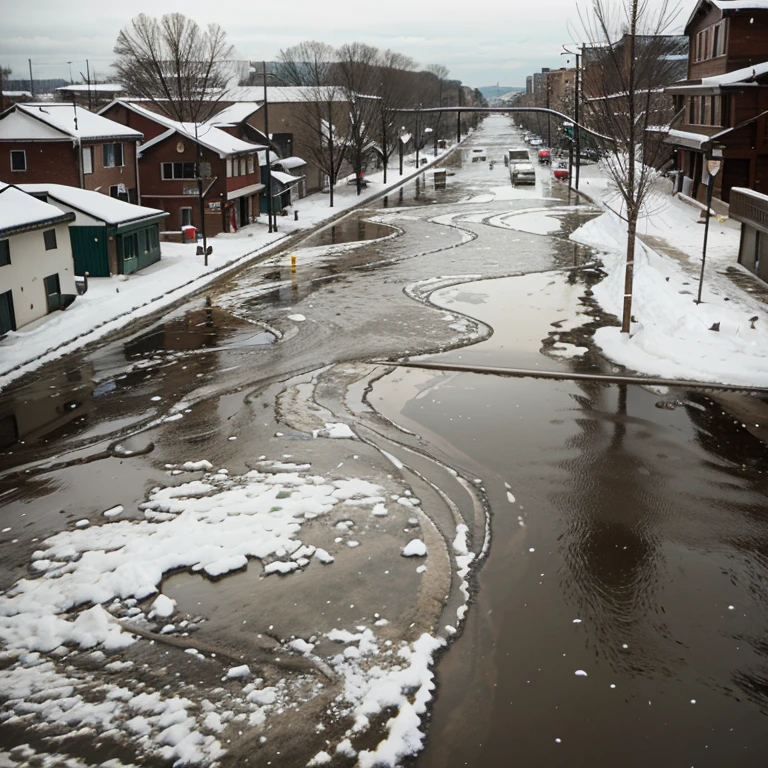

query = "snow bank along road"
[1,116,767,767]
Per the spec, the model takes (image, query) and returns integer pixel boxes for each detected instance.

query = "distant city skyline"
[2,0,685,91]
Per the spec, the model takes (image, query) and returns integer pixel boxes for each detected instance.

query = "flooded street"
[1,116,767,767]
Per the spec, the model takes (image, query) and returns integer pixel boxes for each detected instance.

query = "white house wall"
[3,222,76,329]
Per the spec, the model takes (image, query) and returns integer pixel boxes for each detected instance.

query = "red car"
[538,149,551,165]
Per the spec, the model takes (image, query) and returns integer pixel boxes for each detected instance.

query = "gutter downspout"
[76,139,84,189]
[134,140,141,203]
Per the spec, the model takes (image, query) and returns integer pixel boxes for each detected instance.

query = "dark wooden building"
[665,0,768,209]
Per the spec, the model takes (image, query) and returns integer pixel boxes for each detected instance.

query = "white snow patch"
[402,540,427,558]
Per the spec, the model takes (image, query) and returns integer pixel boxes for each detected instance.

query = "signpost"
[696,147,724,304]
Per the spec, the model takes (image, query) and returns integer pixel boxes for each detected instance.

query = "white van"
[511,163,536,185]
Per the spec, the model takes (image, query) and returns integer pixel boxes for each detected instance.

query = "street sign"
[183,186,200,196]
[707,160,722,177]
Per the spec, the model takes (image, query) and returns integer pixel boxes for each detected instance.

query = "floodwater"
[1,115,768,766]
[299,212,398,247]
[370,349,768,766]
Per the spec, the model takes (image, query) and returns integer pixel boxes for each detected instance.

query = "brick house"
[217,87,352,195]
[665,0,768,208]
[100,100,265,235]
[0,103,142,202]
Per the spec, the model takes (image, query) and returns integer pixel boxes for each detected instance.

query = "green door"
[119,232,139,274]
[69,226,109,277]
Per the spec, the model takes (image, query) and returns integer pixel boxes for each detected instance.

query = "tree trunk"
[622,213,637,333]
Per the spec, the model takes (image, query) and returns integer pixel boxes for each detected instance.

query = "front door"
[239,196,249,228]
[44,274,61,313]
[0,290,15,334]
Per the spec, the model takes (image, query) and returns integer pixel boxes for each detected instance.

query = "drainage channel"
[375,359,768,394]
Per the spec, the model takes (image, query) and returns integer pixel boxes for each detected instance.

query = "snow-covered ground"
[570,163,768,387]
[0,146,457,391]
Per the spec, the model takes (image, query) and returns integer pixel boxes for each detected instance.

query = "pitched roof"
[226,86,347,103]
[666,59,768,91]
[0,182,75,237]
[206,102,262,126]
[18,183,168,226]
[0,103,142,142]
[685,0,768,32]
[103,101,264,158]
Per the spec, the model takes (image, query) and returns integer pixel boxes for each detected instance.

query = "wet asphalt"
[1,116,767,767]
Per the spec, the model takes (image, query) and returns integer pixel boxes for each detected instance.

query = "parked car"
[470,147,488,162]
[529,137,544,147]
[511,163,536,185]
[508,147,529,164]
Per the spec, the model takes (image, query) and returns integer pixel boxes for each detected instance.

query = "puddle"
[300,214,399,247]
[423,271,596,370]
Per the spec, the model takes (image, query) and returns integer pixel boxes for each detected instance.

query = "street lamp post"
[696,144,724,304]
[561,47,582,189]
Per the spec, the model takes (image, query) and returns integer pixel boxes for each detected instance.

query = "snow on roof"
[664,128,712,149]
[0,182,74,235]
[114,101,261,158]
[0,103,142,141]
[56,84,124,94]
[701,59,768,85]
[271,156,307,169]
[206,102,261,126]
[226,86,346,103]
[269,170,302,185]
[3,91,32,98]
[18,183,167,226]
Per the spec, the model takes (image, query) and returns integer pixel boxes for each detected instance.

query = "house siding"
[0,222,76,330]
[0,142,80,186]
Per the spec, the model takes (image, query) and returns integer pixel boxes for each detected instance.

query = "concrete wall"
[1,222,77,329]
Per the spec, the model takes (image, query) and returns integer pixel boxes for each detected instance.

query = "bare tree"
[579,0,683,333]
[374,51,416,178]
[333,43,382,195]
[426,64,450,148]
[113,13,233,122]
[277,41,349,207]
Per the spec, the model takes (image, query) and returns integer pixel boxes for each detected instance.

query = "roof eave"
[0,210,76,239]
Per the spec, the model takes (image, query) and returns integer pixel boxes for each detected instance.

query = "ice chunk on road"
[182,460,213,471]
[151,594,176,618]
[226,665,251,679]
[314,548,334,564]
[402,540,427,558]
[103,505,124,518]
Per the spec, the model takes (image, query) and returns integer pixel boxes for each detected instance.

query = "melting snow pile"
[571,207,768,386]
[0,455,470,766]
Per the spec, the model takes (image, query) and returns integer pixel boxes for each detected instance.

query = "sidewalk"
[569,162,768,387]
[0,145,458,390]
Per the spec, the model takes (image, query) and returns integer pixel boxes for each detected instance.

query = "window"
[82,146,93,175]
[226,157,233,177]
[161,162,196,180]
[712,21,726,57]
[10,150,26,172]
[240,157,247,176]
[43,229,57,251]
[103,143,124,168]
[0,239,9,267]
[247,155,255,174]
[181,208,193,228]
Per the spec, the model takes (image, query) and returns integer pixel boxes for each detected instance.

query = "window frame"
[82,146,93,175]
[10,149,26,172]
[161,162,196,180]
[43,229,57,251]
[103,142,124,169]
[0,239,9,267]
[180,207,193,228]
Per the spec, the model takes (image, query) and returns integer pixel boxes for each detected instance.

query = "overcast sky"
[2,0,687,90]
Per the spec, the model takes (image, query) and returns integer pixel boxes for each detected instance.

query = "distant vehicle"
[523,133,533,143]
[511,162,536,185]
[508,147,529,164]
[470,147,487,162]
[538,149,551,165]
[529,137,544,147]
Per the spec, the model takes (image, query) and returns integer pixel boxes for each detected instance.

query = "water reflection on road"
[370,361,768,767]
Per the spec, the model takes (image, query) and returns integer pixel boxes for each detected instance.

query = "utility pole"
[263,62,274,233]
[327,99,335,207]
[575,47,582,190]
[28,59,34,97]
[193,122,209,266]
[381,107,387,185]
[86,59,92,111]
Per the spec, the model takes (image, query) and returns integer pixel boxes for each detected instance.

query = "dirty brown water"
[1,117,767,766]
